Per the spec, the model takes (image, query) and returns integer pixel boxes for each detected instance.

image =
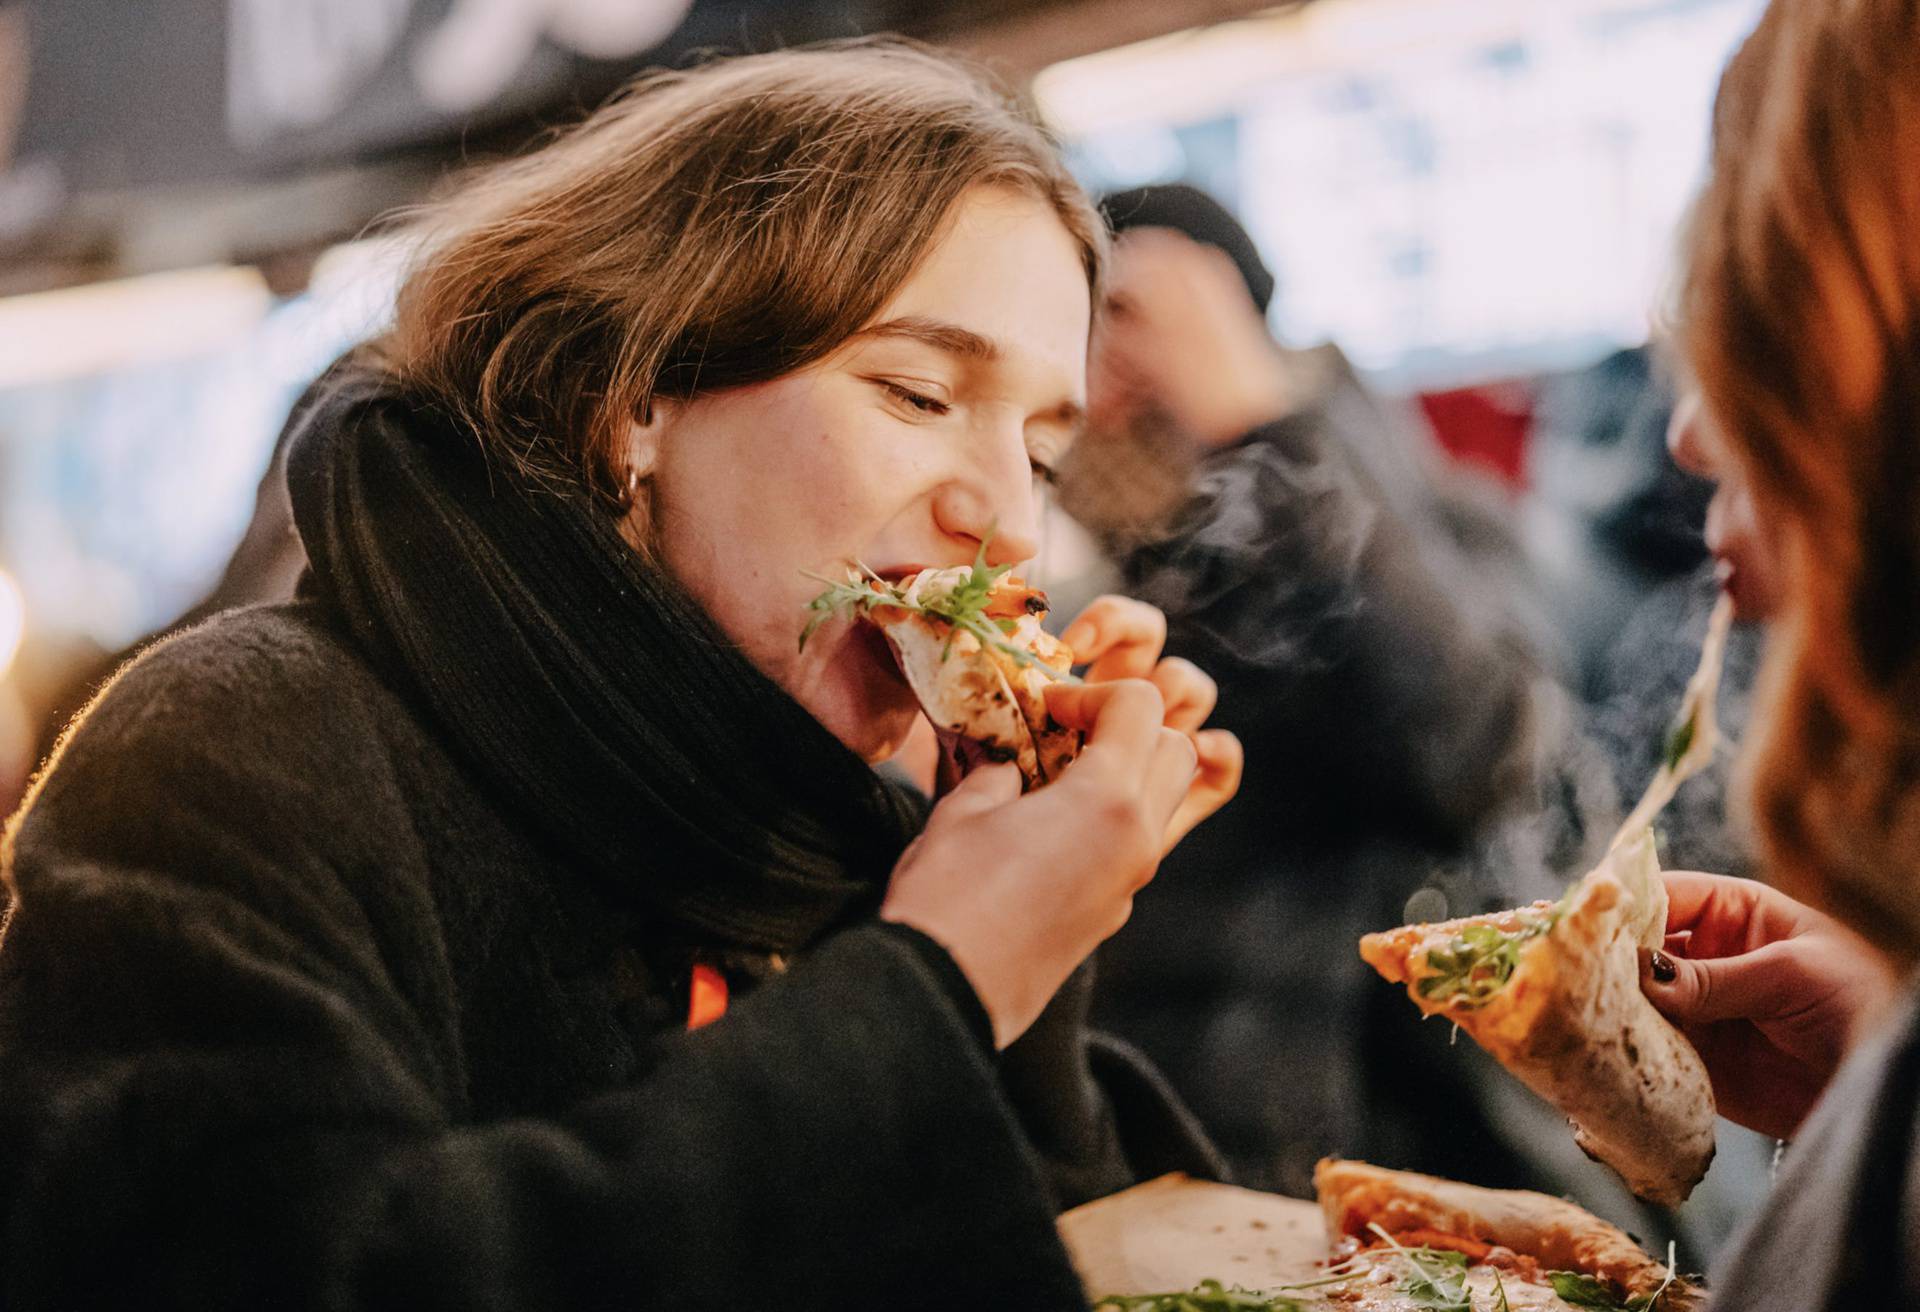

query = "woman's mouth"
[1713,553,1741,602]
[850,619,912,692]
[1712,547,1773,622]
[1703,494,1762,619]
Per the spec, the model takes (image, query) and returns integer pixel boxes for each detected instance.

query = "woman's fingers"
[1149,657,1217,734]
[924,761,1022,829]
[1661,870,1825,956]
[1195,728,1243,801]
[1662,870,1771,927]
[1163,729,1243,851]
[1640,938,1812,1027]
[1045,679,1206,850]
[1059,596,1167,684]
[1045,678,1166,766]
[1141,728,1200,838]
[1057,599,1219,737]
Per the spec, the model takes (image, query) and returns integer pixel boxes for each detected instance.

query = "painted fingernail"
[1649,950,1678,983]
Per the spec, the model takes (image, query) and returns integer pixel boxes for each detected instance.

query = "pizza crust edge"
[1314,1158,1706,1310]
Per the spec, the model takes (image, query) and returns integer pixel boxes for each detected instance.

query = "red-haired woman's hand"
[1641,871,1900,1140]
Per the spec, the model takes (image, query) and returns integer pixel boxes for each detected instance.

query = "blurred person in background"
[1059,183,1777,1259]
[1057,183,1610,1199]
[1625,0,1920,1302]
[0,42,1244,1308]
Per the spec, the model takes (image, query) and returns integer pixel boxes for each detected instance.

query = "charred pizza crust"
[1314,1158,1705,1310]
[980,610,1081,784]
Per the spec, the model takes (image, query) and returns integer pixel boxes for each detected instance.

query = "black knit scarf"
[283,362,927,953]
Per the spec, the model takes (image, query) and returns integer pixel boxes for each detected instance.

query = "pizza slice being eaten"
[801,549,1083,791]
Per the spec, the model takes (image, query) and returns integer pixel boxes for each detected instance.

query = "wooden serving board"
[1059,1173,1330,1299]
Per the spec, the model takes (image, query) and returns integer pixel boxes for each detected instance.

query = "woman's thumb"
[1641,941,1802,1026]
[927,762,1022,826]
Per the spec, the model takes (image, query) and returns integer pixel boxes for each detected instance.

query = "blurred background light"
[1037,0,1767,389]
[0,237,397,649]
[0,265,273,391]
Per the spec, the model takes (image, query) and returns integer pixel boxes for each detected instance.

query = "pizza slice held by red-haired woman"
[1358,829,1716,1207]
[1359,597,1737,1207]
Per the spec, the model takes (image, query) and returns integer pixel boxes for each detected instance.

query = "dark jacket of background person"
[0,368,1221,1309]
[1521,346,1715,698]
[1075,387,1608,1199]
[1063,187,1595,1204]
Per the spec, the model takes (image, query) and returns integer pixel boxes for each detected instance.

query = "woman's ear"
[616,398,679,552]
[625,398,676,489]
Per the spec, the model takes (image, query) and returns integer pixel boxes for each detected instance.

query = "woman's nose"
[932,480,1041,567]
[932,421,1043,567]
[1667,390,1716,479]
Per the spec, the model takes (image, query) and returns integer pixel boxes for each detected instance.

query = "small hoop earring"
[627,467,640,495]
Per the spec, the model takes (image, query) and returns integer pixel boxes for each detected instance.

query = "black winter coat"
[0,370,1219,1310]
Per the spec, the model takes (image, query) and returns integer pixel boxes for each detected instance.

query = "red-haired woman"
[1638,2,1920,1305]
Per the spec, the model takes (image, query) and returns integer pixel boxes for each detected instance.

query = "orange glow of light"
[686,962,729,1031]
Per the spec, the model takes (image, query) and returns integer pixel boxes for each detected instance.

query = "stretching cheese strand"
[1611,592,1736,852]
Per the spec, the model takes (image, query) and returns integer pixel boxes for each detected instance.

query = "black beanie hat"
[1099,182,1276,315]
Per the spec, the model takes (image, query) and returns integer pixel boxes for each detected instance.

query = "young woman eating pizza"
[0,41,1241,1307]
[1635,0,1920,1304]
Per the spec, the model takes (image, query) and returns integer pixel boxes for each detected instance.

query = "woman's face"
[637,185,1092,762]
[1667,389,1785,621]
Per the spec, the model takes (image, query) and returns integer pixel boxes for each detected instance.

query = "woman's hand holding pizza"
[1641,871,1900,1140]
[1058,595,1243,849]
[882,678,1201,1049]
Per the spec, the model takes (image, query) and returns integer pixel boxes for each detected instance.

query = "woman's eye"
[1030,458,1060,487]
[879,381,950,416]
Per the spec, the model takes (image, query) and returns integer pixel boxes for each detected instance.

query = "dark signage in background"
[0,0,1042,286]
[10,0,718,192]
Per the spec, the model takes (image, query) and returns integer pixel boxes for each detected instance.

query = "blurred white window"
[1037,0,1767,389]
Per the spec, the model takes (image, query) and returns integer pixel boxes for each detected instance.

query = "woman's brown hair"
[376,38,1104,516]
[1680,0,1920,963]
